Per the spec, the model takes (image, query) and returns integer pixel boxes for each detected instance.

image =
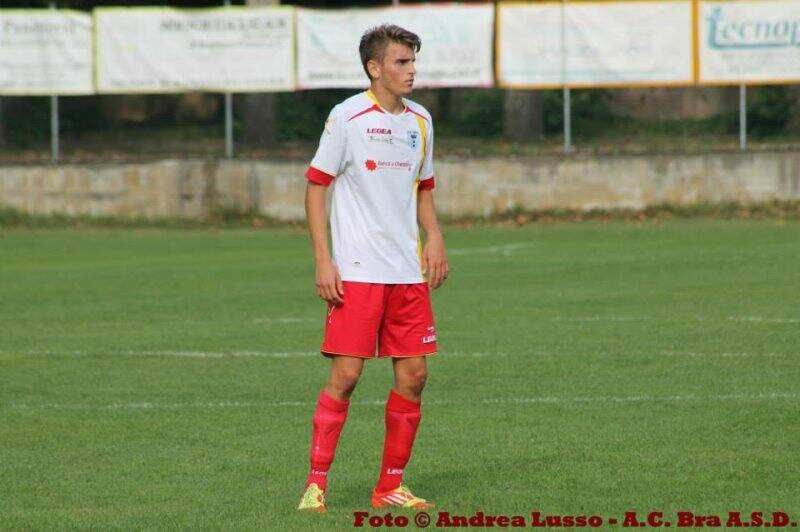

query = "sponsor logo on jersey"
[408,130,419,149]
[364,159,412,172]
[366,127,393,144]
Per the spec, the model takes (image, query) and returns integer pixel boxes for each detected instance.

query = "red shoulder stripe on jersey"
[348,104,383,122]
[306,166,335,186]
[418,177,435,191]
[405,107,429,123]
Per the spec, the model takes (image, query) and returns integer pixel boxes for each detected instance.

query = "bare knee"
[396,367,428,397]
[326,365,363,400]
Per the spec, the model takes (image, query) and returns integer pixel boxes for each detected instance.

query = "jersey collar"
[366,89,407,116]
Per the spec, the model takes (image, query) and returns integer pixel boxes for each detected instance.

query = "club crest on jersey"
[407,130,420,149]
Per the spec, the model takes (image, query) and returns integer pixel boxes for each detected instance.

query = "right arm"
[305,182,343,305]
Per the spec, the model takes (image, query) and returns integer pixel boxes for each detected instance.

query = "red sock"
[375,390,421,493]
[306,390,349,490]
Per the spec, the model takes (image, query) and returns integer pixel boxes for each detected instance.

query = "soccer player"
[297,24,448,513]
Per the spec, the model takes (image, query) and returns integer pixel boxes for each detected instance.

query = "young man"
[297,24,448,513]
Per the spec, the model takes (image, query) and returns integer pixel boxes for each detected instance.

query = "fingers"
[428,259,449,290]
[428,260,440,289]
[322,283,343,305]
[336,274,344,299]
[333,274,344,305]
[316,278,343,305]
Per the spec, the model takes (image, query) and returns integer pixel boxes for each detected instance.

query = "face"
[368,41,416,97]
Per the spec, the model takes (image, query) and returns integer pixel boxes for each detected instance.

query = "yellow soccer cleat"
[297,483,327,513]
[371,484,434,509]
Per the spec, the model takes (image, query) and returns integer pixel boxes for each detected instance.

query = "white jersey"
[305,89,435,284]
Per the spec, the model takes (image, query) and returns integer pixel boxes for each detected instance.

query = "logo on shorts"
[422,326,436,344]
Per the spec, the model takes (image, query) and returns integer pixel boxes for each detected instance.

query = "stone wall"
[1,152,798,221]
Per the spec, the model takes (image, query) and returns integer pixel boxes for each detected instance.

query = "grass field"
[1,220,798,529]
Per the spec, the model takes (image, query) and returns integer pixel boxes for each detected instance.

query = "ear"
[367,58,381,80]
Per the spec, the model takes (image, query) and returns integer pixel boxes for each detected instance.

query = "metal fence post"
[564,88,572,154]
[561,0,572,154]
[50,1,59,162]
[224,0,234,158]
[739,84,747,152]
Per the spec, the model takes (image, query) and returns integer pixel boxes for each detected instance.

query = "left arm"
[418,189,448,289]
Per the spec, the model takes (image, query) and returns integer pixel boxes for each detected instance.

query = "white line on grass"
[551,316,800,324]
[2,349,790,359]
[659,351,786,358]
[6,391,797,411]
[550,317,654,322]
[251,317,315,325]
[0,350,320,358]
[481,392,798,404]
[1,350,508,359]
[448,242,534,256]
[728,316,800,324]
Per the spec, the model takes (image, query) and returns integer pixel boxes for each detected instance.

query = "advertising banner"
[95,7,294,93]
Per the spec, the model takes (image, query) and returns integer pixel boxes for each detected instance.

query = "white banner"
[0,10,93,95]
[95,7,294,93]
[498,2,694,87]
[699,0,800,83]
[296,5,494,89]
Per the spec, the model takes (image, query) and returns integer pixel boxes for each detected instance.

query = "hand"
[422,232,448,290]
[315,258,344,305]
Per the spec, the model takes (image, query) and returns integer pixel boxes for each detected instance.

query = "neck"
[369,84,406,115]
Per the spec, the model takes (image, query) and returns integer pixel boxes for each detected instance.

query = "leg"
[299,281,382,511]
[324,354,366,401]
[374,356,428,494]
[391,355,428,401]
[305,355,365,491]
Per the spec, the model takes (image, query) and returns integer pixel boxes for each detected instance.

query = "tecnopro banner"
[94,7,294,93]
[0,10,93,95]
[699,0,800,84]
[296,5,494,89]
[497,2,694,88]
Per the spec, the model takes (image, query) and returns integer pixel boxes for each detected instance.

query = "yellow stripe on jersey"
[366,89,379,105]
[415,178,424,278]
[413,114,428,178]
[411,113,429,277]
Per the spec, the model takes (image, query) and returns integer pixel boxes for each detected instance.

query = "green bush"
[746,86,791,137]
[542,89,614,138]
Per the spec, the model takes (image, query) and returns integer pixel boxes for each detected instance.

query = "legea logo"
[707,6,800,49]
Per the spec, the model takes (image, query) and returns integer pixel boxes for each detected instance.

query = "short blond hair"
[359,24,421,80]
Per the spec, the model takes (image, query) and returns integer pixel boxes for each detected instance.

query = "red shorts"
[321,281,437,359]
